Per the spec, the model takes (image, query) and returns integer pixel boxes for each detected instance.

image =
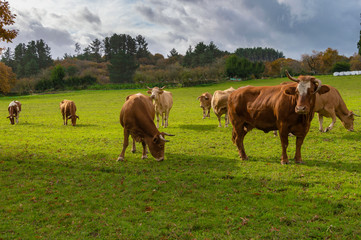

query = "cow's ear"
[317,85,330,95]
[204,96,209,100]
[197,96,200,100]
[159,90,164,94]
[284,86,296,95]
[147,90,152,94]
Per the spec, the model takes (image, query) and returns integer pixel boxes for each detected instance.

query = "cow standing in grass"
[211,87,235,127]
[117,93,174,162]
[197,92,212,119]
[7,101,22,125]
[228,71,330,164]
[60,100,79,126]
[315,85,358,132]
[147,86,173,128]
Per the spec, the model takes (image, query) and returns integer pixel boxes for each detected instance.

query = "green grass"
[1,75,361,239]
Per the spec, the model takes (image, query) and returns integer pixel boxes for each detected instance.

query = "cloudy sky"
[3,0,361,60]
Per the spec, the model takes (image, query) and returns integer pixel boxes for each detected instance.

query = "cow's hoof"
[281,160,289,165]
[141,155,148,159]
[295,161,305,164]
[324,128,330,132]
[131,150,136,153]
[116,157,124,162]
[155,158,164,162]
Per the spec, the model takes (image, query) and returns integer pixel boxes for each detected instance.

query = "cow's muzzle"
[295,106,308,114]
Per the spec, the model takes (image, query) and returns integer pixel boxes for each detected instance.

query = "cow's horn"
[163,132,175,136]
[147,86,152,90]
[313,78,322,94]
[285,70,299,83]
[352,112,360,117]
[160,86,166,89]
[67,115,72,119]
[76,115,79,119]
[159,134,170,142]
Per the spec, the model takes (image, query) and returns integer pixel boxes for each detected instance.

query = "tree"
[358,30,361,55]
[108,51,138,83]
[0,61,16,94]
[332,62,350,72]
[51,65,65,90]
[89,38,102,63]
[74,42,81,56]
[0,0,18,52]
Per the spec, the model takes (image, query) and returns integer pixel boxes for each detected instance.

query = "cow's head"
[147,86,165,100]
[67,115,79,126]
[197,94,210,108]
[147,132,174,161]
[284,71,330,114]
[342,111,359,131]
[7,107,15,125]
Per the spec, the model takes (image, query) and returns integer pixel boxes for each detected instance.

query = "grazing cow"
[7,101,22,125]
[60,100,79,126]
[228,71,330,164]
[117,93,174,162]
[315,85,358,132]
[211,87,235,127]
[197,92,212,119]
[147,86,173,128]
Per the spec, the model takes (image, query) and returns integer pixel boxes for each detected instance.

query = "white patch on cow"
[9,101,17,107]
[135,93,142,96]
[297,81,311,96]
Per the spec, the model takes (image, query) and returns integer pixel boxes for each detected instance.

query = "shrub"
[332,62,351,72]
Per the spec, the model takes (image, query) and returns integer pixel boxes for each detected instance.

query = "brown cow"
[147,86,173,128]
[117,93,174,162]
[228,71,330,164]
[211,87,235,127]
[60,100,79,126]
[197,92,212,119]
[7,101,22,125]
[315,85,358,132]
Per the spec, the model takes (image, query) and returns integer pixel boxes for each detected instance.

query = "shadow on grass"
[178,124,218,131]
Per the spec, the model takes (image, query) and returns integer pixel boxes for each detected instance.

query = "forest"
[1,33,361,95]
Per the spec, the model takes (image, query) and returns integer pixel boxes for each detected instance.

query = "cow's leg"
[131,137,136,153]
[15,114,19,124]
[279,131,289,164]
[164,111,169,128]
[202,108,206,119]
[232,124,248,160]
[225,112,229,127]
[156,112,160,128]
[217,115,222,127]
[273,130,278,137]
[117,129,130,162]
[141,141,148,159]
[325,111,337,132]
[162,112,165,127]
[318,113,324,132]
[207,109,210,118]
[294,136,305,164]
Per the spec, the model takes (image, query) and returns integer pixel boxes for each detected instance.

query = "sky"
[3,0,361,60]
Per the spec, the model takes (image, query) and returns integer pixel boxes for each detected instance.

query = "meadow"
[1,75,361,239]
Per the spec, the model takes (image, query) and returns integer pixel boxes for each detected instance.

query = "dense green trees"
[1,39,53,78]
[182,41,225,67]
[225,55,264,79]
[234,47,284,62]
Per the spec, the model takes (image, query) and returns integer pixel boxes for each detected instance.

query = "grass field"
[1,75,361,239]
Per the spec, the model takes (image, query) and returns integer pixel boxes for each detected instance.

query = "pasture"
[1,75,361,239]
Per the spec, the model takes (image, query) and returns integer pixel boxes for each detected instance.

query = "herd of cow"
[6,72,358,164]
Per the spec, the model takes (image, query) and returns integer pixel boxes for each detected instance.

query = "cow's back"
[156,91,173,113]
[212,88,234,114]
[120,94,155,130]
[315,85,348,115]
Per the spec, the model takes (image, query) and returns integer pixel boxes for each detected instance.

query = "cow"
[60,100,79,126]
[315,85,358,132]
[228,71,330,164]
[7,101,22,125]
[147,86,173,128]
[197,92,212,119]
[117,93,174,162]
[211,87,235,127]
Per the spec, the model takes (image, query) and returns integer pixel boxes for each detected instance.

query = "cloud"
[80,7,102,26]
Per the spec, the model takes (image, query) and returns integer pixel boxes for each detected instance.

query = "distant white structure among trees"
[333,71,361,76]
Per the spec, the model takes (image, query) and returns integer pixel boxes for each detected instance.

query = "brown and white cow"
[228,71,330,164]
[7,101,22,125]
[147,86,173,128]
[197,92,212,119]
[60,100,79,126]
[117,93,174,162]
[211,87,235,127]
[315,85,358,132]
